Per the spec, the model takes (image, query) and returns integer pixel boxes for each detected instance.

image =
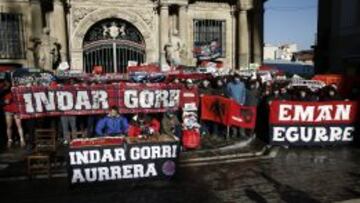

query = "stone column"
[30,0,43,38]
[231,6,237,69]
[252,1,263,65]
[178,5,188,64]
[52,0,68,62]
[159,4,169,65]
[238,0,252,69]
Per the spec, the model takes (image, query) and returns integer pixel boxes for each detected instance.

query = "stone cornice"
[237,0,253,11]
[160,0,188,6]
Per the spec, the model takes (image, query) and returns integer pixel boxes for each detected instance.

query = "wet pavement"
[1,146,360,203]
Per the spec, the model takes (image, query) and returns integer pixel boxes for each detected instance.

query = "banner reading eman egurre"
[12,83,190,119]
[269,100,358,146]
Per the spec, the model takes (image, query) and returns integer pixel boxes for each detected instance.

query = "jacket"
[3,92,18,113]
[161,115,180,136]
[212,85,226,96]
[95,115,129,136]
[226,81,246,105]
[245,88,260,106]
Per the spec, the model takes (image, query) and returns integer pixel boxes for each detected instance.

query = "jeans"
[230,127,246,138]
[61,116,77,142]
[87,115,100,137]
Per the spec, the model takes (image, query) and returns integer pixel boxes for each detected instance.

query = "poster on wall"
[68,137,180,185]
[12,83,194,119]
[269,100,358,146]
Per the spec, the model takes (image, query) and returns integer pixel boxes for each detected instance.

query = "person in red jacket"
[3,90,25,148]
[128,114,160,138]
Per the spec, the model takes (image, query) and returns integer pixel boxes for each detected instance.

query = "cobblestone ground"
[1,147,360,203]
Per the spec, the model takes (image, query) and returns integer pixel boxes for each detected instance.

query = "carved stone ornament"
[72,7,97,29]
[84,18,144,45]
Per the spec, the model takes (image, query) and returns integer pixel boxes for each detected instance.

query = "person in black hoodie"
[295,87,312,101]
[320,85,342,101]
[245,80,260,107]
[279,86,291,100]
[199,79,213,136]
[199,79,213,96]
[212,78,226,96]
[209,78,226,139]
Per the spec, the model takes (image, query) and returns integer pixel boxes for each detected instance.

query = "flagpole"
[226,125,230,140]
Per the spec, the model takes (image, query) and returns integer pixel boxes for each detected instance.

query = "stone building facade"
[0,0,265,72]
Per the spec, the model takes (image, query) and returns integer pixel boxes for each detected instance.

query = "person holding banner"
[225,73,246,105]
[279,86,291,100]
[321,85,342,101]
[161,111,181,138]
[226,74,246,138]
[3,90,25,148]
[199,80,214,136]
[212,78,226,97]
[244,80,260,137]
[95,106,129,136]
[295,87,314,101]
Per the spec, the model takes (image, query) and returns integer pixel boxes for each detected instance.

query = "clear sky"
[264,0,318,50]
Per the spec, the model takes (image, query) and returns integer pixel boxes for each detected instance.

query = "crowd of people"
[0,69,357,152]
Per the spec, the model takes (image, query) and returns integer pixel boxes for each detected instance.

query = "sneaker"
[20,139,26,148]
[7,139,13,148]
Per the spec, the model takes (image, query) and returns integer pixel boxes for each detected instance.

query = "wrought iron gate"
[83,40,145,73]
[83,18,145,73]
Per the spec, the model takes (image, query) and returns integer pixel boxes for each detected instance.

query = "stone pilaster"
[231,6,237,69]
[159,4,169,65]
[30,0,43,38]
[238,0,253,69]
[252,0,263,65]
[52,0,68,62]
[178,5,188,64]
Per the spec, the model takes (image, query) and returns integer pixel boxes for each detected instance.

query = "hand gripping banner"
[269,100,358,146]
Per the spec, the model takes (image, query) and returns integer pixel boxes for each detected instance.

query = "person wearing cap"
[161,111,181,138]
[95,106,129,137]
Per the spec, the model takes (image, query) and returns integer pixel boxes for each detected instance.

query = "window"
[0,13,25,59]
[193,19,226,58]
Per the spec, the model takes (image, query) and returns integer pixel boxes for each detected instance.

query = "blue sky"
[264,0,318,50]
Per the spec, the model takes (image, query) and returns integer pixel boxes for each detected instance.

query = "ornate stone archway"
[70,7,156,70]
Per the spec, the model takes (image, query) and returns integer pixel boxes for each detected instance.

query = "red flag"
[228,102,257,129]
[201,95,257,129]
[201,95,231,125]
